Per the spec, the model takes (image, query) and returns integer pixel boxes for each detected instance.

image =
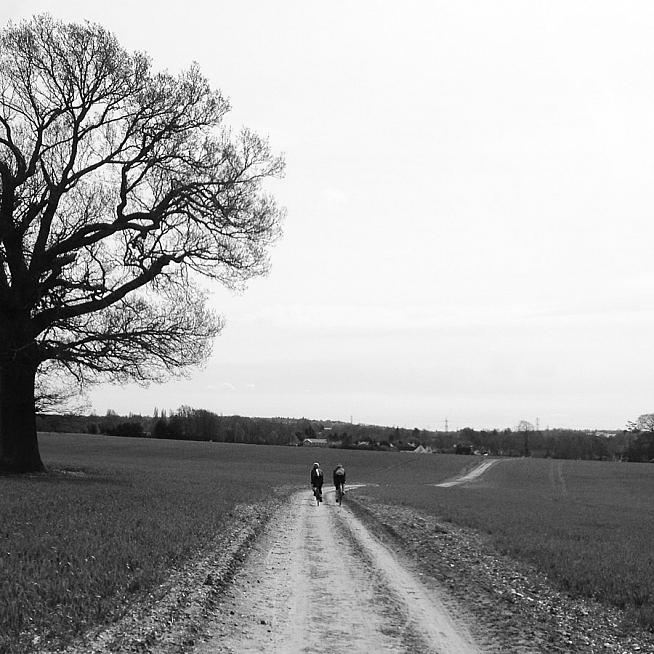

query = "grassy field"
[360,456,654,630]
[4,435,653,652]
[0,433,460,653]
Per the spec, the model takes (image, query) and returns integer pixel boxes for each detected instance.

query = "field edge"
[38,494,289,654]
[344,490,654,653]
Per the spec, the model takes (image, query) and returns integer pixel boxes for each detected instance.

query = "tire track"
[195,490,480,653]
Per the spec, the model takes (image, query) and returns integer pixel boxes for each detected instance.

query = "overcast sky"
[4,1,654,430]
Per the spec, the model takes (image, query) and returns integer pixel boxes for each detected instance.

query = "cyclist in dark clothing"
[310,462,324,503]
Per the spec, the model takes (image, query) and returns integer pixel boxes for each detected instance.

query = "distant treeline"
[35,407,654,462]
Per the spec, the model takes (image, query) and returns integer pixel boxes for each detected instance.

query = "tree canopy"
[0,15,284,471]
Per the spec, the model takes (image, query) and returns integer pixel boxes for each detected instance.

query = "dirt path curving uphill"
[194,488,480,654]
[435,459,502,488]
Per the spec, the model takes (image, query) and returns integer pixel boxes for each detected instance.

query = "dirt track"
[195,488,480,654]
[435,459,502,488]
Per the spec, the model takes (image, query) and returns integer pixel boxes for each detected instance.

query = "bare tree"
[33,361,91,415]
[0,15,284,471]
[636,414,654,432]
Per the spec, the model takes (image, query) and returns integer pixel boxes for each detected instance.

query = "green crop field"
[3,434,653,653]
[359,456,654,630]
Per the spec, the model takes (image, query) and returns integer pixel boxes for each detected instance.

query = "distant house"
[303,438,328,447]
[413,445,433,454]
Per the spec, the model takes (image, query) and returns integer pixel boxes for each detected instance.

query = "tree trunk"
[0,357,44,473]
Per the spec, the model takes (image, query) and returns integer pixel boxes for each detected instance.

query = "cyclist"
[310,462,324,504]
[333,464,346,503]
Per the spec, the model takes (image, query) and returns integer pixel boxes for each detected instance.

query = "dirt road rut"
[195,489,480,654]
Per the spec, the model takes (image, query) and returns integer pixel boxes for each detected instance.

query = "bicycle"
[312,486,323,506]
[335,483,345,506]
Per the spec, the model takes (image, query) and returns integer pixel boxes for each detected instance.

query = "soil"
[193,486,478,653]
[41,471,654,654]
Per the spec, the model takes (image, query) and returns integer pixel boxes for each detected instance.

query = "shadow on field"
[0,465,128,486]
